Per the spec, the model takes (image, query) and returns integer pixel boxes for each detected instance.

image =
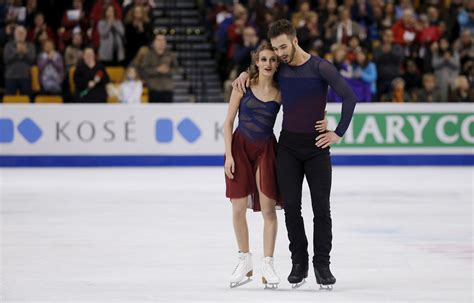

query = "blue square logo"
[0,119,14,143]
[18,118,42,143]
[177,118,201,143]
[156,119,173,143]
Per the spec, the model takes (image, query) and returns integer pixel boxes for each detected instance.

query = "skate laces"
[263,257,277,276]
[232,253,248,275]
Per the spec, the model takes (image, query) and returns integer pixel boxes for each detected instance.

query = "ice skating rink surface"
[1,167,472,302]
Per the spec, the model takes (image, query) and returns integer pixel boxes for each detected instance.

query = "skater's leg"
[257,165,281,287]
[231,197,250,253]
[256,166,278,258]
[229,197,253,288]
[277,144,307,264]
[304,152,333,267]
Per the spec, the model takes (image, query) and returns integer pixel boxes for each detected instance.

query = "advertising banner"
[1,103,472,166]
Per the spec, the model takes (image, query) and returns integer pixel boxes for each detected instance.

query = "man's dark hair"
[83,45,95,53]
[267,19,296,40]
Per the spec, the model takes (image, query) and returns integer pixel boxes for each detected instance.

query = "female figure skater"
[224,41,327,289]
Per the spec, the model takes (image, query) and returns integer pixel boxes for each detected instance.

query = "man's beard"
[288,41,297,64]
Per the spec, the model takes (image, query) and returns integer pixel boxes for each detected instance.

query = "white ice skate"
[261,256,280,289]
[229,252,253,288]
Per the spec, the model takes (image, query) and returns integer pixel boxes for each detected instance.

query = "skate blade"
[291,279,306,289]
[264,283,279,290]
[262,277,279,290]
[318,284,334,291]
[229,278,252,289]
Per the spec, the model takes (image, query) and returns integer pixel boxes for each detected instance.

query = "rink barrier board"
[0,154,473,167]
[1,103,473,166]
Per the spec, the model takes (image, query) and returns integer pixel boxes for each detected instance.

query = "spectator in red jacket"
[27,12,56,52]
[418,8,442,46]
[57,0,89,52]
[391,8,419,46]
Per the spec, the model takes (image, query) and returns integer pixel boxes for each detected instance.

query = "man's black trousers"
[277,129,333,267]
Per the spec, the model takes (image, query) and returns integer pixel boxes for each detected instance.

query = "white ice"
[1,167,472,302]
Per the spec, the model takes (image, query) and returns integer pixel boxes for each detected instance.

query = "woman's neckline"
[249,87,280,104]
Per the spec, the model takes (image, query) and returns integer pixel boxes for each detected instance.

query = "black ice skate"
[314,265,336,291]
[288,263,308,289]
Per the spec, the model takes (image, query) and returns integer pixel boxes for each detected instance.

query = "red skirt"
[225,129,284,212]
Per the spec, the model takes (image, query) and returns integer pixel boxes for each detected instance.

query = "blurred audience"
[1,0,473,103]
[143,34,177,103]
[4,25,35,99]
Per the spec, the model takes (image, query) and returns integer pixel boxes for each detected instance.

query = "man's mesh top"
[277,55,357,137]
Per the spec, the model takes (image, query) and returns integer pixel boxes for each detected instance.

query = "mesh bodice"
[237,88,281,141]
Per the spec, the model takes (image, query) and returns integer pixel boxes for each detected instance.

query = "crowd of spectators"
[1,0,472,103]
[206,0,473,102]
[0,0,178,103]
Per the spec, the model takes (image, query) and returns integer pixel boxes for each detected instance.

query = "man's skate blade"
[291,279,306,289]
[229,278,252,289]
[318,284,334,291]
